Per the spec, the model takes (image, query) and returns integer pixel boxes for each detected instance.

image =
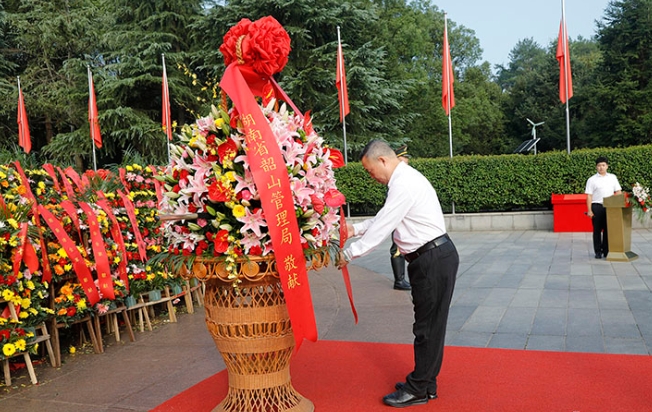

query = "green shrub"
[335,145,652,214]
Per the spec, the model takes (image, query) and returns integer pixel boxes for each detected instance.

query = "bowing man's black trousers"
[403,237,458,398]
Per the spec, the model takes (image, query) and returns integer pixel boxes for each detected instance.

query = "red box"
[551,194,593,232]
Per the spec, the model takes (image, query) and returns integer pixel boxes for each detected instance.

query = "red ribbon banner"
[117,190,147,262]
[221,63,318,350]
[38,205,101,305]
[56,166,77,201]
[96,194,129,290]
[79,202,115,300]
[60,200,83,242]
[42,163,61,192]
[12,222,39,276]
[13,161,53,282]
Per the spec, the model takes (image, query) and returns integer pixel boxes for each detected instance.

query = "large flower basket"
[179,251,330,412]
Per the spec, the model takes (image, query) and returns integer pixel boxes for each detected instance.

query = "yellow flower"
[26,281,35,290]
[21,298,31,308]
[126,165,134,172]
[77,300,87,310]
[69,346,76,354]
[7,218,19,229]
[57,248,68,258]
[15,339,26,352]
[2,289,14,301]
[215,118,224,128]
[3,343,16,357]
[232,205,246,218]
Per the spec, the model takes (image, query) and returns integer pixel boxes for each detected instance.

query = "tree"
[586,0,652,147]
[43,0,205,166]
[1,0,105,166]
[374,0,502,157]
[190,0,409,159]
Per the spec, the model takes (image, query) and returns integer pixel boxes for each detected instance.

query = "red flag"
[88,67,102,148]
[162,54,173,140]
[556,19,573,103]
[442,17,455,116]
[336,40,350,122]
[17,78,31,153]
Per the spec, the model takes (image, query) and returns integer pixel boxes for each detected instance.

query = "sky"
[434,0,612,67]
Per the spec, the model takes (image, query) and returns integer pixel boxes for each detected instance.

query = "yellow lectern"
[603,193,638,262]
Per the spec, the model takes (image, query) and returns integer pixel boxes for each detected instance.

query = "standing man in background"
[585,156,622,259]
[338,140,459,408]
[389,145,411,291]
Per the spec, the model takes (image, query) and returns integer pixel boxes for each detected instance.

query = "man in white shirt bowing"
[585,156,622,259]
[338,140,459,408]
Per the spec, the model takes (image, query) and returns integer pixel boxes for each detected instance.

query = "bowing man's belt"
[404,234,450,263]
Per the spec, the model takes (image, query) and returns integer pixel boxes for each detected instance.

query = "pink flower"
[290,178,314,208]
[95,303,109,315]
[196,116,214,136]
[237,207,267,238]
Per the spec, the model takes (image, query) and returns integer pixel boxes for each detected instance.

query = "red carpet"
[153,340,652,411]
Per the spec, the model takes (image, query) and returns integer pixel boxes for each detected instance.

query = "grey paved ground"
[355,230,652,355]
[1,229,651,411]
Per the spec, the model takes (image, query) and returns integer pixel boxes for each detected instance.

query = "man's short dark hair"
[596,156,608,165]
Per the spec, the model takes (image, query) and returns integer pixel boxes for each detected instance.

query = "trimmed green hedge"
[335,145,652,214]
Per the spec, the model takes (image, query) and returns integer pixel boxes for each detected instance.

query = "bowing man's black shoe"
[595,253,602,259]
[395,382,437,400]
[383,389,428,408]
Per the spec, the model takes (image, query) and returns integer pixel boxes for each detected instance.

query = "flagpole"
[88,65,97,171]
[337,26,350,218]
[444,13,455,214]
[562,0,571,153]
[162,53,171,164]
[337,27,348,166]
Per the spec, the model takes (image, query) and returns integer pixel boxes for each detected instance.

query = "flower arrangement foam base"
[181,253,329,412]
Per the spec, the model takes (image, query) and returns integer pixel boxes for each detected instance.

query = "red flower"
[179,169,190,184]
[212,230,229,254]
[323,189,346,208]
[207,180,232,202]
[328,148,345,168]
[0,330,10,341]
[310,194,325,215]
[218,138,238,164]
[66,306,77,317]
[249,245,262,256]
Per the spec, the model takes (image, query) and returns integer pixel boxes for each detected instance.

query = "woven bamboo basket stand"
[180,251,329,412]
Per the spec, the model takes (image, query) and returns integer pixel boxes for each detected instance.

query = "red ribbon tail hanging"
[339,206,358,323]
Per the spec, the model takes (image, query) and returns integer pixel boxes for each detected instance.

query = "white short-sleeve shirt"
[585,172,622,204]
